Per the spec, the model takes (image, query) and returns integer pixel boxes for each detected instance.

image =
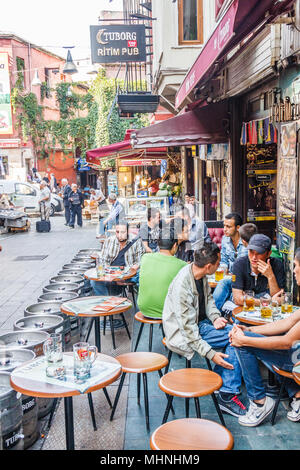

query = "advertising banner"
[90,25,146,64]
[0,52,13,135]
[247,169,277,221]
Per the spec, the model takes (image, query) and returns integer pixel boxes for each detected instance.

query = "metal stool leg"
[165,350,173,374]
[194,397,201,418]
[87,393,97,431]
[103,316,107,336]
[120,313,131,340]
[271,377,286,426]
[185,398,190,418]
[110,372,127,421]
[162,395,174,424]
[158,370,175,415]
[129,285,137,311]
[134,323,145,352]
[205,357,213,371]
[186,359,191,368]
[142,373,150,431]
[102,387,112,408]
[211,392,226,427]
[149,324,153,352]
[137,373,141,405]
[109,315,116,350]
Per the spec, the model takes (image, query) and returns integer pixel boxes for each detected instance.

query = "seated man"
[138,208,161,253]
[137,226,187,319]
[229,247,300,427]
[98,193,124,236]
[174,205,211,250]
[163,242,246,418]
[91,220,145,297]
[213,223,258,313]
[220,213,248,273]
[172,217,194,263]
[232,233,285,307]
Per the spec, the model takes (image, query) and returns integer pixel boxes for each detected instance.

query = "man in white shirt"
[39,181,51,221]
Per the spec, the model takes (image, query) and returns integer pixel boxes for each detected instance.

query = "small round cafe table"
[232,306,266,326]
[10,352,122,450]
[61,296,132,352]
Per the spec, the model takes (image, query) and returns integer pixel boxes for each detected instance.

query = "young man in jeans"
[163,242,246,418]
[229,248,300,427]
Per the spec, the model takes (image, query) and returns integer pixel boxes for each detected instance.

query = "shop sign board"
[90,25,146,64]
[0,53,13,135]
[121,159,162,167]
[0,139,20,148]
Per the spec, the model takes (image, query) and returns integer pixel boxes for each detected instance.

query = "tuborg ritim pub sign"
[90,25,146,64]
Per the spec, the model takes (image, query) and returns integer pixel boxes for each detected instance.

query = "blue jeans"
[213,278,232,311]
[199,320,242,395]
[98,218,115,236]
[234,332,300,400]
[90,280,122,297]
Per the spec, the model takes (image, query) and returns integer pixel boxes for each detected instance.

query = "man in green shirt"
[137,226,187,319]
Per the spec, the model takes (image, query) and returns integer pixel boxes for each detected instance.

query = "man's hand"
[229,324,246,347]
[272,289,284,306]
[257,259,274,280]
[213,317,228,330]
[211,352,234,370]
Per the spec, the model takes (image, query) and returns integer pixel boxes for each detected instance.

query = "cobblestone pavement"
[0,215,299,451]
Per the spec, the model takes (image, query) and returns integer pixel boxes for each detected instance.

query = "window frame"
[178,0,203,45]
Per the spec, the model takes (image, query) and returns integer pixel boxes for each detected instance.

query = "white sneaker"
[238,396,275,427]
[287,398,300,422]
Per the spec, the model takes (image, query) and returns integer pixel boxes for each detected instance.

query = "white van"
[0,180,63,216]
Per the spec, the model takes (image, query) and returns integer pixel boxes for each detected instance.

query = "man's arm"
[242,310,300,337]
[257,259,281,297]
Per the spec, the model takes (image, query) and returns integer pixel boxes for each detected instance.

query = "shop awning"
[175,0,295,109]
[131,102,229,149]
[86,129,133,159]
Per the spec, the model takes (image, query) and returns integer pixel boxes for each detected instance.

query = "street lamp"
[63,48,78,75]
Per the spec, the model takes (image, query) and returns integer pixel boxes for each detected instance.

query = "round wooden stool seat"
[116,352,168,374]
[272,365,294,379]
[135,311,162,325]
[150,418,234,450]
[159,368,222,398]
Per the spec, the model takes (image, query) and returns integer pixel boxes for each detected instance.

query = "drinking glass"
[73,342,98,382]
[244,290,255,312]
[260,294,272,319]
[281,293,293,314]
[43,333,65,379]
[215,267,224,282]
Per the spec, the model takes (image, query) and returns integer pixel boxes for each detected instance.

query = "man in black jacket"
[61,178,72,226]
[69,183,84,228]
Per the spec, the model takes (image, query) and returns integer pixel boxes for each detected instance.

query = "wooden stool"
[150,418,234,450]
[162,337,213,374]
[271,365,294,425]
[159,368,226,427]
[110,352,169,431]
[134,312,164,352]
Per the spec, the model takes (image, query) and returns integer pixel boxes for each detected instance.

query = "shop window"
[42,68,51,99]
[178,0,203,45]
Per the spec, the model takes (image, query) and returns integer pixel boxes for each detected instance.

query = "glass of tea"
[215,267,224,282]
[260,294,273,319]
[244,290,255,312]
[281,293,293,314]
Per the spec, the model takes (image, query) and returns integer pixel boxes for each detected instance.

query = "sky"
[1,0,123,61]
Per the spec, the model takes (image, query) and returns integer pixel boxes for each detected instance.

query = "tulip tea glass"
[260,295,273,319]
[244,290,255,312]
[43,333,65,379]
[215,267,224,282]
[281,293,293,314]
[73,342,98,382]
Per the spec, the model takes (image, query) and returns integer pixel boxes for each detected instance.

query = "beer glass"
[215,267,224,282]
[96,254,104,277]
[244,290,255,312]
[43,333,65,379]
[73,342,97,382]
[281,293,293,314]
[260,294,272,319]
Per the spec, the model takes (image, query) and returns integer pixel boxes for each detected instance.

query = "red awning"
[175,0,294,109]
[132,102,229,149]
[86,129,168,164]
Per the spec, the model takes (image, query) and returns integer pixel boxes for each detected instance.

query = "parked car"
[0,180,63,216]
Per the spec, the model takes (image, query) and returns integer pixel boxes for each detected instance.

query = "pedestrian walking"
[50,173,58,193]
[61,178,72,226]
[69,183,84,228]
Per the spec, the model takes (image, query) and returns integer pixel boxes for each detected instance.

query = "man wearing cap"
[231,234,286,307]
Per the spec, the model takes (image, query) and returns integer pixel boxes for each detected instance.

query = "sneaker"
[238,396,275,427]
[287,398,300,422]
[218,394,247,418]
